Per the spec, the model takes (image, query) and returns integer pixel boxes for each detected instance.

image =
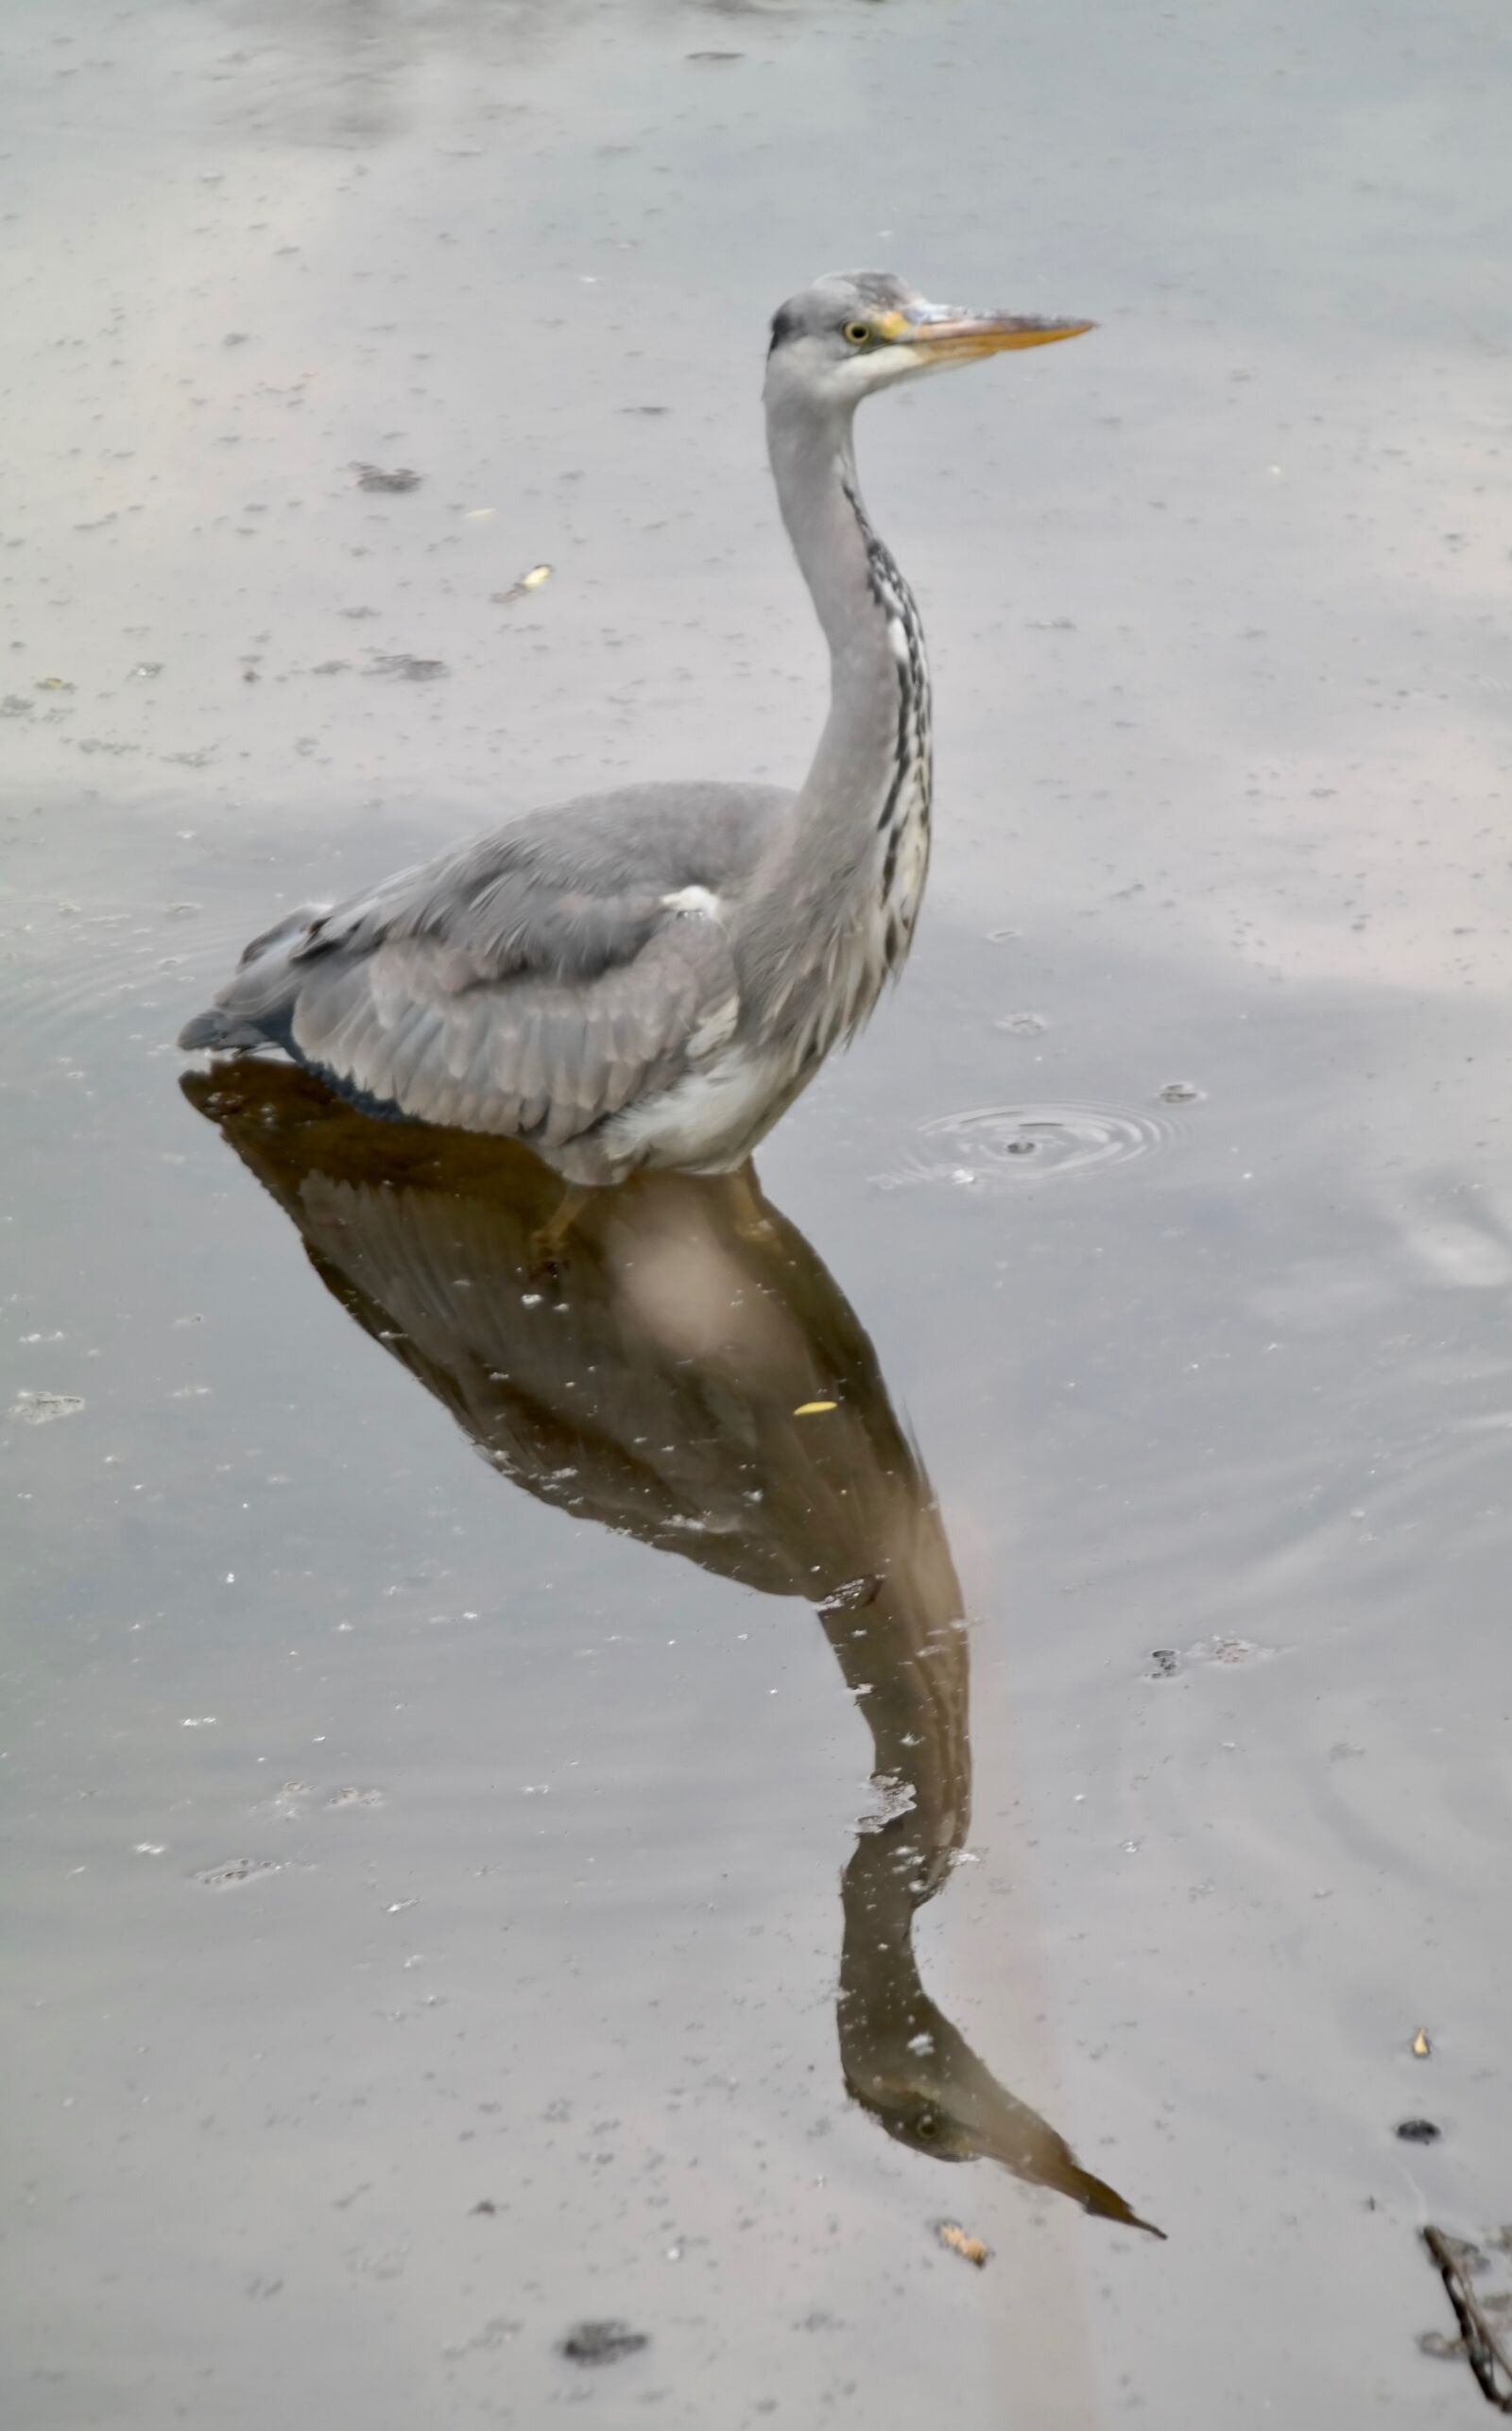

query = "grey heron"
[185,1056,1156,2233]
[180,273,1092,1183]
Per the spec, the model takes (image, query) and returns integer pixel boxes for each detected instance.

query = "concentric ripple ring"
[877,1102,1174,1192]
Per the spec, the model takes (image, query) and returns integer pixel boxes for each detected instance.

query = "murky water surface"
[4,2,1511,2422]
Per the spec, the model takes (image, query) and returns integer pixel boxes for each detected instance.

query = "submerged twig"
[1423,2227,1512,2411]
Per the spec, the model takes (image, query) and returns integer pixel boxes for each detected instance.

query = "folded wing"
[288,908,738,1145]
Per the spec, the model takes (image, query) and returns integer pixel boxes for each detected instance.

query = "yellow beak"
[896,310,1096,361]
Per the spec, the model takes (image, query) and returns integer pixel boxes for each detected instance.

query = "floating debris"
[443,2315,520,2360]
[9,1391,84,1425]
[1157,1079,1205,1106]
[1413,2028,1433,2059]
[558,2319,649,2367]
[35,675,75,693]
[856,1772,917,1833]
[1147,1647,1179,1678]
[686,48,745,61]
[353,463,422,493]
[193,1857,284,1891]
[793,1399,837,1416]
[492,562,553,605]
[935,2220,990,2267]
[1396,2117,1442,2145]
[325,1785,386,1809]
[1184,1634,1280,1667]
[0,694,34,716]
[365,653,449,682]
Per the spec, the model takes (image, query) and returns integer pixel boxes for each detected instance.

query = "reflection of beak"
[890,309,1095,362]
[936,2059,1166,2237]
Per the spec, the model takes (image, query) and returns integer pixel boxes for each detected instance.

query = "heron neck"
[766,402,923,802]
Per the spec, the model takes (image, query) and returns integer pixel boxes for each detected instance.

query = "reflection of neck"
[825,1582,1161,2234]
[819,1581,970,1894]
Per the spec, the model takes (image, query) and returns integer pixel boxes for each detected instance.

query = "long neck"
[770,399,930,827]
[744,395,933,1027]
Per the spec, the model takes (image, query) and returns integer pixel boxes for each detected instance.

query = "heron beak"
[890,310,1095,362]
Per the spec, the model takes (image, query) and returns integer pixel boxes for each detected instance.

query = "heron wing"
[287,907,740,1145]
[296,783,784,985]
[277,784,785,1142]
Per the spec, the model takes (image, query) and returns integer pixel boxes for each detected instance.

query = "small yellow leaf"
[793,1399,837,1416]
[936,2220,989,2267]
[1412,2028,1432,2059]
[492,563,555,607]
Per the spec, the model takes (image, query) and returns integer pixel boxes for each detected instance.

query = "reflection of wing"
[185,1061,951,1603]
[183,1060,1158,2234]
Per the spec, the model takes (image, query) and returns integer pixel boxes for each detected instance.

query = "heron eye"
[843,320,871,347]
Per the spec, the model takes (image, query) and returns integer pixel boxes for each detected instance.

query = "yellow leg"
[527,1183,593,1276]
[728,1160,778,1248]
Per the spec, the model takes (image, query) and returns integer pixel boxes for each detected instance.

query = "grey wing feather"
[180,784,785,1148]
[289,915,736,1144]
[298,783,784,980]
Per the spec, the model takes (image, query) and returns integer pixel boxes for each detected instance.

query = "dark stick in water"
[1422,2226,1512,2412]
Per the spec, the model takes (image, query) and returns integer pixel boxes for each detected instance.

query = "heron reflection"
[183,1060,1156,2234]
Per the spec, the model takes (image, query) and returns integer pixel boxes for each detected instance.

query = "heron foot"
[526,1184,593,1279]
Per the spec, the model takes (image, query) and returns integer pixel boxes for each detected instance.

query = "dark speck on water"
[559,2319,650,2366]
[1396,2119,1443,2145]
[364,652,449,681]
[352,463,423,493]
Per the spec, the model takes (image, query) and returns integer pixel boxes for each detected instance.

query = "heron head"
[765,270,1093,412]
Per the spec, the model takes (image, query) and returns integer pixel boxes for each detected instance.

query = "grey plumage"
[180,272,1092,1181]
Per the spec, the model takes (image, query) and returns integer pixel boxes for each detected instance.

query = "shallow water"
[4,1,1511,2423]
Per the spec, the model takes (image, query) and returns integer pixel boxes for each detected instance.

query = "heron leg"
[728,1160,779,1249]
[527,1183,593,1277]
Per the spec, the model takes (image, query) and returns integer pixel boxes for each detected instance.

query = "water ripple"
[874,1101,1174,1193]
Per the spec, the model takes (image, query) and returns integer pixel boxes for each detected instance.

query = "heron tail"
[177,905,329,1056]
